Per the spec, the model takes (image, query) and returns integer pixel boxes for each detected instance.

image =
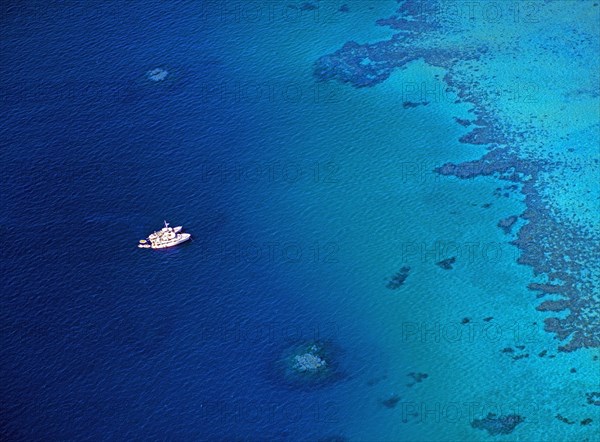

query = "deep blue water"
[2,1,598,441]
[1,2,372,440]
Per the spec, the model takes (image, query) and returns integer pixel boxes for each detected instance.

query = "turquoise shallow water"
[304,1,600,440]
[1,1,598,441]
[211,11,598,437]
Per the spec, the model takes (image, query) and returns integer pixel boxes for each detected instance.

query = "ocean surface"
[1,1,598,441]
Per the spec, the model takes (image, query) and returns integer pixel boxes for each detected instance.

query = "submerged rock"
[381,394,401,408]
[387,266,410,289]
[300,2,317,11]
[366,374,387,386]
[556,414,575,425]
[498,215,519,234]
[408,372,428,383]
[146,67,168,82]
[436,256,456,270]
[471,413,524,436]
[278,341,341,388]
[455,117,473,127]
[403,101,428,108]
[406,372,429,387]
[586,392,600,406]
[293,345,327,372]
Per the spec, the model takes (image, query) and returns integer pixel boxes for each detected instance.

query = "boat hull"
[145,233,191,249]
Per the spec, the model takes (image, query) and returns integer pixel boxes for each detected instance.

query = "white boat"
[138,221,191,249]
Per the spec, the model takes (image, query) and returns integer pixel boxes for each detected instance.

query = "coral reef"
[471,413,524,436]
[314,0,599,352]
